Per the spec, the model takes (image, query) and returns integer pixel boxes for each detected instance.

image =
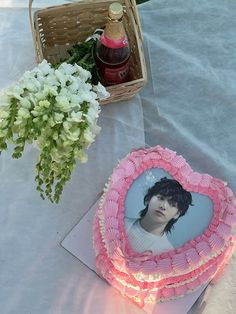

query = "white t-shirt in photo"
[125,217,173,254]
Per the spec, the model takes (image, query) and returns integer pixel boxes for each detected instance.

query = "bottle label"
[104,62,129,85]
[100,33,128,49]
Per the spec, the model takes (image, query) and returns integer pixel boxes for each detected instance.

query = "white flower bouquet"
[0,60,109,203]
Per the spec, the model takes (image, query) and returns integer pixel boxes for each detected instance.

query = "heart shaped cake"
[93,146,236,307]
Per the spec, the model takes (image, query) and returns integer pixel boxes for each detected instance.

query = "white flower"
[69,94,82,106]
[48,117,56,127]
[58,62,77,76]
[83,129,95,145]
[0,128,8,137]
[59,130,68,141]
[20,98,31,109]
[34,91,46,101]
[67,111,83,123]
[6,85,23,100]
[37,59,53,75]
[63,121,72,132]
[91,124,101,136]
[85,107,100,125]
[25,81,39,93]
[59,87,70,97]
[52,132,59,140]
[63,121,81,141]
[43,85,59,96]
[39,100,50,109]
[74,64,91,81]
[0,93,12,108]
[18,108,30,119]
[55,95,71,112]
[0,119,8,128]
[53,112,64,124]
[55,69,66,87]
[45,74,60,87]
[0,109,10,119]
[62,140,74,148]
[79,90,96,103]
[93,82,110,100]
[67,76,80,92]
[76,150,88,163]
[65,129,81,142]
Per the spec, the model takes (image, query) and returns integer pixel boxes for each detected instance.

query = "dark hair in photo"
[140,177,193,234]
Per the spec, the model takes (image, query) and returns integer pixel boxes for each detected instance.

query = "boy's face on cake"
[147,194,180,225]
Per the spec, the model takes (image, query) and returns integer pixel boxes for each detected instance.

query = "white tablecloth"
[0,1,235,313]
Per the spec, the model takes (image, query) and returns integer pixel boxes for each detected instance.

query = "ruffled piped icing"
[208,233,225,251]
[195,241,212,258]
[185,248,201,265]
[106,189,120,202]
[104,200,119,217]
[172,253,188,272]
[216,222,232,240]
[141,260,158,274]
[156,258,172,274]
[93,145,236,308]
[224,213,236,226]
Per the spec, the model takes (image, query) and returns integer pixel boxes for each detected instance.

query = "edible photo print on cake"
[125,169,213,253]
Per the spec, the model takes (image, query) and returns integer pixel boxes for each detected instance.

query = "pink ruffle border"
[93,145,236,307]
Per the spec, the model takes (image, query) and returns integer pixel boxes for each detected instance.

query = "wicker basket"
[29,0,147,105]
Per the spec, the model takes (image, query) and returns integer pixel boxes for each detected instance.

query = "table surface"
[0,1,236,314]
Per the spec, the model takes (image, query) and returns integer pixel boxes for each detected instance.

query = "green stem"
[78,52,90,64]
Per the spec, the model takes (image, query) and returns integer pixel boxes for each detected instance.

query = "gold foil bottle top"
[108,2,123,20]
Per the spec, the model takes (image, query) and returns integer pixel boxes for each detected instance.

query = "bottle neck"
[100,18,128,49]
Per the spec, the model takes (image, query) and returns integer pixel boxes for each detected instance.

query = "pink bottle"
[96,2,131,86]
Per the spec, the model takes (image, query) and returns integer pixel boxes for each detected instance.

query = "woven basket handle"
[28,0,40,61]
[28,0,35,40]
[128,0,143,41]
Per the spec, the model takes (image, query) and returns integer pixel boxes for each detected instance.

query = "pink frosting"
[127,261,142,272]
[171,155,186,169]
[111,167,126,183]
[179,163,192,177]
[106,189,120,202]
[162,287,175,298]
[224,213,236,226]
[141,260,158,274]
[187,280,199,290]
[227,203,236,214]
[187,172,203,192]
[175,284,188,296]
[199,269,211,283]
[156,258,172,274]
[185,248,201,265]
[172,253,188,272]
[195,241,212,257]
[208,233,225,251]
[104,200,119,217]
[121,159,136,176]
[216,222,232,240]
[200,174,212,187]
[110,177,127,191]
[106,216,119,229]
